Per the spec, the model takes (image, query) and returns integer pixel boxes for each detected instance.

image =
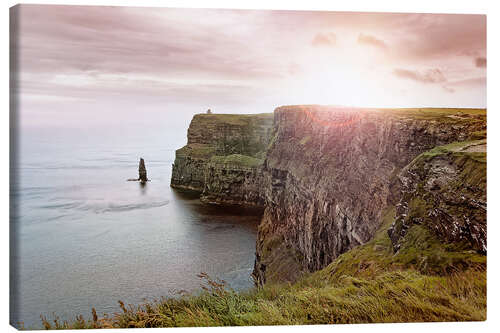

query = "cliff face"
[171,113,273,206]
[388,140,486,255]
[253,106,486,284]
[171,106,486,286]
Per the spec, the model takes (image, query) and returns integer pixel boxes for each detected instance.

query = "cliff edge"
[388,139,486,257]
[253,106,485,284]
[170,106,486,286]
[171,113,273,206]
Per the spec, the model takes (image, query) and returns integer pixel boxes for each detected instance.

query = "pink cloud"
[393,68,447,84]
[357,33,387,49]
[311,32,336,47]
[475,57,487,68]
[10,4,487,118]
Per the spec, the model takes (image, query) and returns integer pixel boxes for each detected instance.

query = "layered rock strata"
[252,106,486,284]
[388,140,486,254]
[170,113,274,206]
[170,106,486,286]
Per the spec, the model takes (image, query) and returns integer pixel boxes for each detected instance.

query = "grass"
[387,140,486,257]
[316,207,485,279]
[194,113,273,126]
[275,105,486,125]
[275,105,486,115]
[382,107,486,118]
[39,269,486,329]
[471,130,487,140]
[38,207,486,329]
[210,154,263,168]
[419,139,486,158]
[377,108,486,126]
[176,144,216,158]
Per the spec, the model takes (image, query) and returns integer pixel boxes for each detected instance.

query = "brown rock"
[139,158,148,183]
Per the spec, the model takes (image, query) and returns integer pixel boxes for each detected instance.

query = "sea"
[10,125,261,329]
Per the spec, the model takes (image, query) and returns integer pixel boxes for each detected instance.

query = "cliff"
[170,113,273,206]
[388,139,486,256]
[253,106,486,284]
[170,106,486,286]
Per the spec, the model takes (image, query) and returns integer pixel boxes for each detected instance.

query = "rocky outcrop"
[388,140,486,254]
[139,158,148,182]
[170,113,273,206]
[253,106,486,285]
[201,158,264,206]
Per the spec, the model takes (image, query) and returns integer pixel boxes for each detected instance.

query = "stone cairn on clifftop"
[127,158,149,183]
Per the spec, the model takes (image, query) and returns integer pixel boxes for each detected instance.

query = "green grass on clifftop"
[194,113,273,126]
[419,139,486,160]
[380,107,486,122]
[315,207,485,279]
[176,144,216,158]
[210,154,263,168]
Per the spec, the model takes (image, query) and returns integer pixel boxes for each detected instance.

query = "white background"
[2,0,498,332]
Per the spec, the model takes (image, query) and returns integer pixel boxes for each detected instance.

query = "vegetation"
[210,154,263,168]
[176,143,215,158]
[379,108,486,124]
[321,208,485,278]
[177,113,273,160]
[383,107,486,118]
[405,140,486,188]
[471,130,487,140]
[39,207,486,329]
[194,113,273,126]
[418,139,486,158]
[276,105,486,118]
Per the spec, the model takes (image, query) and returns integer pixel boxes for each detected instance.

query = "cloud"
[11,5,486,114]
[447,76,486,87]
[441,76,486,94]
[475,57,487,68]
[357,33,387,49]
[12,4,298,109]
[390,14,486,61]
[311,32,336,47]
[393,68,447,84]
[441,85,456,93]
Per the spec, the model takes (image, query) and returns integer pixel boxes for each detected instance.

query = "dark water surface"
[10,129,261,329]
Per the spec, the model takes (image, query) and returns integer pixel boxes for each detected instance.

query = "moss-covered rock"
[171,113,273,205]
[388,140,486,255]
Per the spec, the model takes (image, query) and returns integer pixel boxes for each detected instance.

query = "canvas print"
[9,4,486,330]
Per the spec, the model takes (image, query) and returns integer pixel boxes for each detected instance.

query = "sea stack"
[139,158,148,183]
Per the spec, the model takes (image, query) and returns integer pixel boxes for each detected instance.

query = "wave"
[38,202,83,210]
[89,200,170,214]
[36,198,170,214]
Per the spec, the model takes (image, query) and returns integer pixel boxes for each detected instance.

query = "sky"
[11,5,486,131]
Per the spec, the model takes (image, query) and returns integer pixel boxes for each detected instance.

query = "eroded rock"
[170,113,274,206]
[387,142,486,254]
[253,106,486,284]
[139,158,148,183]
[170,105,487,285]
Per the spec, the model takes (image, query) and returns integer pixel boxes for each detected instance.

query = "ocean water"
[10,127,261,329]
